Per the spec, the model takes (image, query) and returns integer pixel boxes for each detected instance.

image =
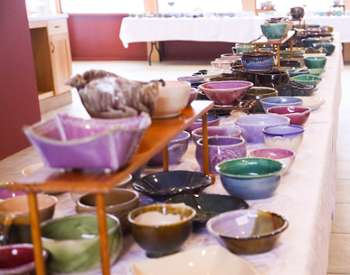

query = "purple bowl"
[186,114,220,132]
[263,124,304,136]
[195,136,247,174]
[24,113,151,171]
[236,114,290,143]
[0,189,25,201]
[148,131,190,167]
[191,126,241,143]
[188,88,198,106]
[199,81,254,105]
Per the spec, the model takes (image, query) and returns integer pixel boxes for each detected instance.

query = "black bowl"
[290,7,304,20]
[278,81,316,96]
[133,171,212,199]
[241,69,289,92]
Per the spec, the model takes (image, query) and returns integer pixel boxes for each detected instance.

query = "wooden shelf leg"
[96,193,111,275]
[202,113,210,176]
[27,192,46,275]
[276,45,281,69]
[162,146,169,172]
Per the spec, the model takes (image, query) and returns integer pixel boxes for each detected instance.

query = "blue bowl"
[313,42,335,56]
[260,96,303,112]
[241,52,274,72]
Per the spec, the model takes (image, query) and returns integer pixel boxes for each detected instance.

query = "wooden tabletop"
[5,100,213,193]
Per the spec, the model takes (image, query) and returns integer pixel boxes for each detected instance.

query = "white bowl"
[263,125,304,152]
[296,95,325,111]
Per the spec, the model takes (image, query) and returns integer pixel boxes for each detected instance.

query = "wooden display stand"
[4,100,214,275]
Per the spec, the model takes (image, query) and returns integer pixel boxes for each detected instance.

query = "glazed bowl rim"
[198,80,254,92]
[191,125,241,139]
[196,136,246,148]
[236,114,291,126]
[263,124,305,136]
[260,96,303,105]
[266,106,312,116]
[248,148,295,160]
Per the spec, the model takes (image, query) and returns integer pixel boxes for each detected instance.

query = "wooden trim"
[55,0,63,13]
[242,0,257,14]
[144,0,158,13]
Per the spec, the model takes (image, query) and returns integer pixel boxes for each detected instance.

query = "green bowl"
[261,23,288,40]
[41,214,122,273]
[304,56,327,69]
[308,68,325,76]
[291,74,322,86]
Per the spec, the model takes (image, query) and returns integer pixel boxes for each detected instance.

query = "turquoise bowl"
[291,74,322,86]
[304,57,327,69]
[313,42,335,56]
[41,214,122,273]
[216,158,282,200]
[261,23,288,40]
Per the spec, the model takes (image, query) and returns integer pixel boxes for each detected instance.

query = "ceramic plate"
[131,245,260,275]
[297,95,325,111]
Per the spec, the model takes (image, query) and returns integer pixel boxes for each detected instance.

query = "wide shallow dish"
[128,204,196,257]
[131,245,259,275]
[0,244,47,275]
[167,193,248,224]
[41,214,122,273]
[216,158,282,199]
[191,125,241,143]
[263,124,304,151]
[304,56,327,69]
[133,170,212,199]
[25,113,151,171]
[261,22,288,40]
[241,52,274,72]
[195,137,247,174]
[236,114,290,143]
[249,147,295,175]
[291,74,321,86]
[148,131,190,166]
[199,81,253,105]
[207,209,288,254]
[244,86,278,113]
[267,106,311,125]
[187,114,220,132]
[260,96,303,112]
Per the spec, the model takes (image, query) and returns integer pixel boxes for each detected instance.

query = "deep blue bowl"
[313,42,335,56]
[242,52,274,72]
[260,96,303,112]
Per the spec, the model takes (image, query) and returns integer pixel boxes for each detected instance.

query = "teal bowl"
[216,158,282,200]
[291,74,322,86]
[304,57,327,69]
[41,214,123,274]
[313,42,335,56]
[261,23,288,40]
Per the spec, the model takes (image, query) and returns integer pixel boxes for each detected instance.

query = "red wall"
[0,0,41,160]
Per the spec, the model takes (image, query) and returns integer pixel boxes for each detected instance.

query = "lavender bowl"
[24,113,151,171]
[236,114,290,144]
[260,97,303,112]
[191,126,241,143]
[199,81,253,105]
[186,114,220,132]
[263,125,304,151]
[148,131,190,167]
[195,137,247,174]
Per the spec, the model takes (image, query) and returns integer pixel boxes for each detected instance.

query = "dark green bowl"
[291,74,322,86]
[261,23,288,40]
[304,56,327,69]
[313,42,335,56]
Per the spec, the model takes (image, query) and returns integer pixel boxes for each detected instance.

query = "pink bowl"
[199,81,254,105]
[267,106,311,125]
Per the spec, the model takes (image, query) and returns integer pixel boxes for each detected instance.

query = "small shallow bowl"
[236,114,290,143]
[249,148,295,175]
[313,42,335,56]
[278,81,315,97]
[186,114,220,132]
[260,96,303,112]
[148,131,190,166]
[244,86,278,113]
[267,106,311,125]
[207,209,288,254]
[41,214,122,273]
[241,52,274,72]
[216,158,282,200]
[261,22,288,40]
[76,188,139,232]
[133,170,212,200]
[0,244,47,275]
[263,124,304,151]
[199,81,253,105]
[195,137,247,174]
[166,193,248,224]
[291,74,322,86]
[128,204,196,257]
[304,56,327,69]
[191,125,241,143]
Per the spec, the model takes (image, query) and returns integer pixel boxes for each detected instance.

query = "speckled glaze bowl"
[263,124,304,151]
[241,52,274,72]
[244,87,278,113]
[186,114,220,132]
[304,56,327,69]
[216,158,282,199]
[278,81,316,97]
[191,125,241,143]
[291,74,322,86]
[41,214,122,274]
[260,96,303,112]
[267,106,311,125]
[195,137,247,174]
[207,209,288,254]
[128,204,196,257]
[261,22,288,40]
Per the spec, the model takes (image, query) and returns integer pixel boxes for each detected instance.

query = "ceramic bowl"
[186,114,220,132]
[0,194,57,244]
[216,158,282,199]
[261,22,288,40]
[290,6,305,20]
[191,125,241,143]
[128,204,196,257]
[280,59,302,68]
[249,148,295,175]
[177,75,205,85]
[291,74,322,86]
[302,37,331,48]
[241,52,274,72]
[220,53,241,61]
[148,131,190,166]
[187,88,198,105]
[313,42,335,56]
[0,188,25,201]
[131,245,260,275]
[244,86,278,113]
[267,106,311,125]
[263,124,304,151]
[236,114,290,143]
[76,188,139,231]
[207,209,288,254]
[133,170,212,200]
[308,68,325,76]
[232,43,255,55]
[304,56,327,69]
[278,81,315,97]
[260,96,303,112]
[41,214,122,273]
[195,137,247,174]
[0,244,47,275]
[199,81,253,105]
[167,193,248,224]
[244,69,289,92]
[211,59,233,72]
[297,95,325,111]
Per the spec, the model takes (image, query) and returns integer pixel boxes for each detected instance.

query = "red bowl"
[267,106,311,125]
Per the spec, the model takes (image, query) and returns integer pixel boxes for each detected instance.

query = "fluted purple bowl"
[236,114,290,144]
[24,113,151,171]
[148,131,190,167]
[195,136,247,174]
[191,126,241,143]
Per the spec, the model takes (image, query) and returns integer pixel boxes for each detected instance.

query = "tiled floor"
[0,60,349,274]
